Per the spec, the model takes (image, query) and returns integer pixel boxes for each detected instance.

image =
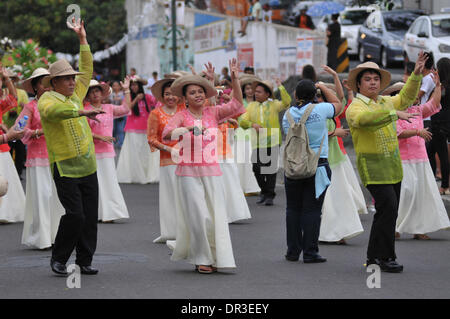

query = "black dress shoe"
[78,265,99,275]
[285,254,299,262]
[264,198,274,206]
[366,258,403,273]
[256,195,266,204]
[379,259,403,273]
[50,259,68,276]
[303,255,327,263]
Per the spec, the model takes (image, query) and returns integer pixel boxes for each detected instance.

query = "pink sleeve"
[113,103,131,118]
[396,118,409,137]
[215,98,246,122]
[145,94,157,109]
[15,103,34,145]
[420,100,441,119]
[162,111,185,141]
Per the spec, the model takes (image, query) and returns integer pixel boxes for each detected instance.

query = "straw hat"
[41,59,83,88]
[347,62,391,93]
[151,78,175,103]
[240,74,260,88]
[21,68,51,94]
[164,70,189,79]
[170,75,217,99]
[381,81,405,96]
[129,75,148,85]
[252,79,274,98]
[87,80,110,100]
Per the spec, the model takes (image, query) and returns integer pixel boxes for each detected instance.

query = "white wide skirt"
[117,132,160,184]
[220,161,251,223]
[153,165,180,243]
[320,155,367,242]
[168,175,236,268]
[234,137,260,194]
[396,161,450,234]
[97,157,129,221]
[0,152,25,223]
[21,166,64,249]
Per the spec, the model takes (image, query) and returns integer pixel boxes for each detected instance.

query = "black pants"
[8,140,26,177]
[52,165,99,266]
[425,124,449,188]
[252,146,279,200]
[366,183,401,260]
[285,163,331,259]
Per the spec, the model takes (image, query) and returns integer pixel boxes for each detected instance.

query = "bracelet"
[416,129,420,136]
[35,129,40,139]
[1,134,7,144]
[124,90,130,94]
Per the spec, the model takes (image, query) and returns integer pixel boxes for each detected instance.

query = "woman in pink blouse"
[163,59,245,274]
[116,76,159,184]
[391,73,450,239]
[84,78,132,222]
[18,68,64,249]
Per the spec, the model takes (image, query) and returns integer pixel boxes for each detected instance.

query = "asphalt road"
[0,145,449,300]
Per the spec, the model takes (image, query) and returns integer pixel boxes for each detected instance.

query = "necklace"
[163,105,177,115]
[188,108,203,119]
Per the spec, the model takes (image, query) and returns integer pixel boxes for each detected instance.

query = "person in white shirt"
[146,71,160,95]
[419,53,435,120]
[262,4,272,23]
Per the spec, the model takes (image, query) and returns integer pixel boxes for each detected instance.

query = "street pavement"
[0,143,449,300]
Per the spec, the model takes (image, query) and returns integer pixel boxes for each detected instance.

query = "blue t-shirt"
[282,102,335,158]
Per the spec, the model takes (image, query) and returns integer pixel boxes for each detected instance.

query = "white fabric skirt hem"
[396,161,450,234]
[319,156,365,242]
[97,157,129,221]
[0,152,26,223]
[21,166,64,249]
[116,132,160,184]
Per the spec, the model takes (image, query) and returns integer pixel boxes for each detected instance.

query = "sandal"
[195,265,214,274]
[413,234,430,240]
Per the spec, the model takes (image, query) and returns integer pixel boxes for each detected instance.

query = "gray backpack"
[283,104,325,179]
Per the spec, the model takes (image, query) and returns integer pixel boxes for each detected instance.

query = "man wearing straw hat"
[346,52,428,273]
[38,18,104,276]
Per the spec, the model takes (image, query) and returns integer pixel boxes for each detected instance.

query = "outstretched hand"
[203,62,215,83]
[80,108,105,123]
[67,17,87,44]
[120,75,131,90]
[414,51,428,75]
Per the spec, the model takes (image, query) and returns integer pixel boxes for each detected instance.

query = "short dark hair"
[424,52,434,70]
[152,71,158,76]
[244,66,254,74]
[331,13,339,21]
[302,64,317,83]
[256,83,271,96]
[356,69,381,92]
[295,79,316,103]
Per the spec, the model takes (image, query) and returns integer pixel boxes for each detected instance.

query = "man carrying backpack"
[281,80,342,263]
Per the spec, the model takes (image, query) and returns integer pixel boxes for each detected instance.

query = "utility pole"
[171,0,177,71]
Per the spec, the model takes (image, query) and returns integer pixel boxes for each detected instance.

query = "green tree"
[0,0,127,54]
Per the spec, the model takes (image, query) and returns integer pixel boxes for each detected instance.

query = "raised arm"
[68,18,93,100]
[421,70,442,119]
[275,78,292,112]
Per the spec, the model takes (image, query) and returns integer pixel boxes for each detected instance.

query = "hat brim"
[87,83,110,100]
[381,82,405,96]
[170,75,217,99]
[41,71,84,88]
[347,66,391,93]
[252,80,274,98]
[151,78,175,103]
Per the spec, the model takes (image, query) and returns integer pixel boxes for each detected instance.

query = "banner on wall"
[237,43,254,71]
[194,14,236,54]
[296,36,327,75]
[278,46,297,81]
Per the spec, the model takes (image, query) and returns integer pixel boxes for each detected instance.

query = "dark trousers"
[425,124,449,188]
[366,182,401,260]
[285,164,331,259]
[8,140,26,177]
[113,117,126,148]
[252,146,279,199]
[52,165,99,266]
